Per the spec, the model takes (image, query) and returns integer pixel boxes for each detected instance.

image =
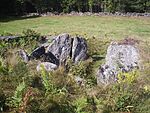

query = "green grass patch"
[0,16,150,40]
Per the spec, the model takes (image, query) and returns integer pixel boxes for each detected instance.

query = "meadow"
[0,16,150,113]
[0,16,150,40]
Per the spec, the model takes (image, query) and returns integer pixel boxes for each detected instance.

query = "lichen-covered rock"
[97,42,140,86]
[72,37,87,63]
[36,62,58,72]
[46,33,72,65]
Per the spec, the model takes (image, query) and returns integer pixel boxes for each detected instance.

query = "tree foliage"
[0,0,150,16]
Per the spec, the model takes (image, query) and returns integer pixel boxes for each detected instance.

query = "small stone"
[74,76,85,86]
[0,36,18,41]
[36,62,58,72]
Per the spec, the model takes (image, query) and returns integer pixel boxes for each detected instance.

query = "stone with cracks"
[36,62,58,72]
[46,33,72,65]
[72,37,87,63]
[97,42,140,86]
[17,33,88,71]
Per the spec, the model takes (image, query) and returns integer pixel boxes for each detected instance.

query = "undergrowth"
[0,30,149,113]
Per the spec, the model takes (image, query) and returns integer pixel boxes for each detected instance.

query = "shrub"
[7,81,27,109]
[87,37,110,57]
[37,67,77,113]
[22,29,40,41]
[91,70,145,113]
[68,59,97,87]
[40,66,56,95]
[0,57,9,75]
[73,96,88,113]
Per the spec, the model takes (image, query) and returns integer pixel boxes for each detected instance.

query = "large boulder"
[97,42,140,86]
[46,33,72,65]
[18,33,88,71]
[36,62,58,72]
[72,37,87,63]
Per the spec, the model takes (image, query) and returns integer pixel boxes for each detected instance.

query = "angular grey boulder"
[46,33,72,65]
[97,42,140,86]
[36,62,58,72]
[72,37,87,63]
[18,33,88,72]
[46,34,88,65]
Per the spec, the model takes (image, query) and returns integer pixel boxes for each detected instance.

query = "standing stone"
[46,33,72,65]
[36,62,58,72]
[97,42,140,86]
[72,37,87,63]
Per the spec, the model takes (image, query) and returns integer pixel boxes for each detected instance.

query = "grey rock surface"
[18,50,30,63]
[36,62,58,72]
[0,36,19,41]
[97,42,140,86]
[17,33,88,71]
[19,46,59,66]
[72,37,87,63]
[46,33,72,65]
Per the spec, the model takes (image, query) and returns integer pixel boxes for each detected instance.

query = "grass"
[0,16,150,113]
[0,16,150,40]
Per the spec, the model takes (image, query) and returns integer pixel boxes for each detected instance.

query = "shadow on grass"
[92,55,105,62]
[0,15,40,22]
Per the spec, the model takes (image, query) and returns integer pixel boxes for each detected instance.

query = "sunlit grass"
[0,16,150,40]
